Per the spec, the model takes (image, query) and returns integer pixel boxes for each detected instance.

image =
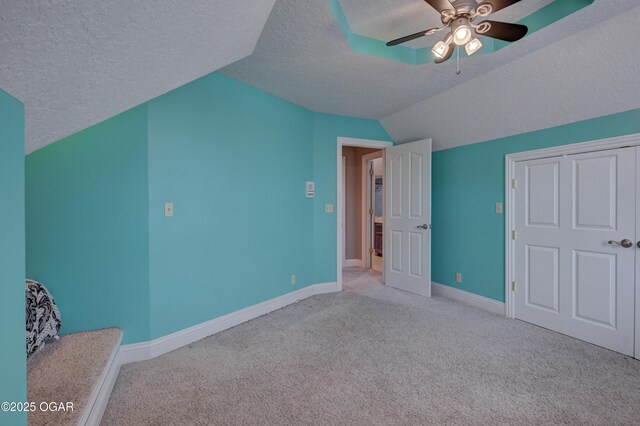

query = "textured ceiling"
[222,0,638,139]
[381,4,640,150]
[340,0,554,48]
[0,0,276,153]
[4,0,638,153]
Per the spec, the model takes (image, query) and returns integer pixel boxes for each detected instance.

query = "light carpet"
[342,266,383,292]
[28,327,121,425]
[103,271,640,425]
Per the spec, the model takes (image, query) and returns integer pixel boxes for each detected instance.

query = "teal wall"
[147,73,316,339]
[25,72,391,344]
[432,108,640,302]
[21,62,640,345]
[312,113,392,284]
[147,73,391,339]
[26,105,150,344]
[22,63,640,345]
[0,90,27,425]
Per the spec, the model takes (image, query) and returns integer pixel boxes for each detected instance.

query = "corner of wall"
[310,112,393,284]
[25,104,151,345]
[0,88,27,425]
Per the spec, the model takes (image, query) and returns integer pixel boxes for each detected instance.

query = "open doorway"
[338,137,432,297]
[362,152,384,274]
[337,137,393,292]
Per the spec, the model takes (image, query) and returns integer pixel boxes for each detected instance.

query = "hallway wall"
[342,146,380,262]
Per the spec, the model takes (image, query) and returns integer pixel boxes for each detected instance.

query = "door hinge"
[512,281,517,291]
[369,208,374,215]
[512,230,517,240]
[369,247,374,254]
[512,178,518,189]
[369,168,374,176]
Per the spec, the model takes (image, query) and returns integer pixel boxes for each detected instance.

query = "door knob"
[608,239,633,248]
[416,224,430,230]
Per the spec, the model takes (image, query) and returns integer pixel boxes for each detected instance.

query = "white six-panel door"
[514,146,636,356]
[385,139,432,297]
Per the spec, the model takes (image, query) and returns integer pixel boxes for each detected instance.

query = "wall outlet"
[455,273,462,284]
[495,202,503,214]
[325,204,334,213]
[291,274,296,286]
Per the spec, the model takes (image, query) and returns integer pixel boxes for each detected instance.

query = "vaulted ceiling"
[338,0,555,49]
[0,0,276,153]
[223,0,640,149]
[3,0,639,153]
[382,4,640,149]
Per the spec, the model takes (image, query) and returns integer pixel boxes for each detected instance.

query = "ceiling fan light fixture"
[385,0,528,66]
[465,38,483,56]
[432,41,448,59]
[452,19,472,46]
[432,33,453,59]
[454,27,471,45]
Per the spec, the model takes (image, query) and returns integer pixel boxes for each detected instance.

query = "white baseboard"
[119,281,339,365]
[313,281,341,294]
[431,282,505,316]
[79,330,122,426]
[343,259,363,268]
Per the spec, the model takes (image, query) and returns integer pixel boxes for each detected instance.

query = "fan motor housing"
[442,0,479,24]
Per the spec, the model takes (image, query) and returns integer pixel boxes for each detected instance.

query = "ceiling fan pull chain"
[456,46,461,75]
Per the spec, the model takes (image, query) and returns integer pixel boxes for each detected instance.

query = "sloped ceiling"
[4,0,639,153]
[0,0,276,153]
[382,4,640,150]
[341,0,554,49]
[223,0,639,150]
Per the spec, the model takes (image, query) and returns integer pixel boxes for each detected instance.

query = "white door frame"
[337,137,393,291]
[342,156,347,264]
[362,151,384,269]
[505,133,640,319]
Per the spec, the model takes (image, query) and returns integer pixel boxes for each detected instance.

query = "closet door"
[514,146,636,356]
[636,147,640,358]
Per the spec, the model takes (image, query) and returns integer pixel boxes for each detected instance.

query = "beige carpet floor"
[28,327,121,425]
[103,271,640,425]
[342,266,383,292]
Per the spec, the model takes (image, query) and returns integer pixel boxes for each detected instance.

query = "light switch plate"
[306,181,315,198]
[495,202,503,214]
[325,204,334,213]
[165,202,174,217]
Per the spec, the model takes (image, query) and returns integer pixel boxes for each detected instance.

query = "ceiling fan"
[386,0,528,64]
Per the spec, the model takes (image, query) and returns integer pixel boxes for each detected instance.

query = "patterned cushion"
[26,279,62,357]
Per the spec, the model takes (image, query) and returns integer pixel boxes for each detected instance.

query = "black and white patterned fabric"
[26,279,62,357]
